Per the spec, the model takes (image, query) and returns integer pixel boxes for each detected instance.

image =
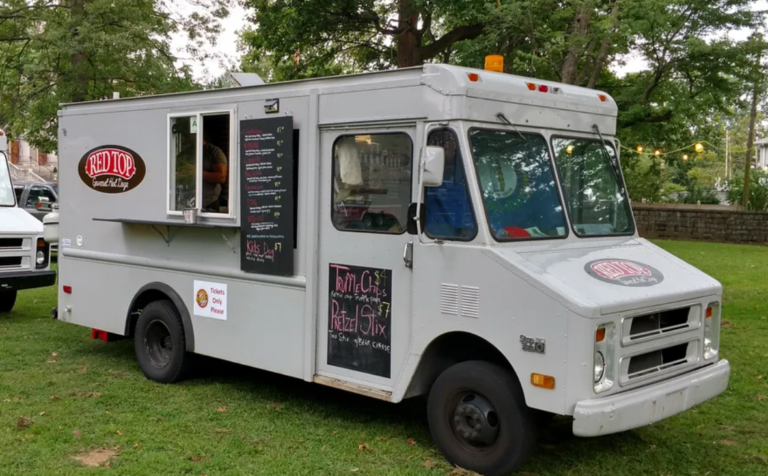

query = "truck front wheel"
[427,361,537,476]
[0,291,17,313]
[134,300,191,383]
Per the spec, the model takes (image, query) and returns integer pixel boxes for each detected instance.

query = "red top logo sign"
[591,260,651,280]
[78,145,146,194]
[584,259,664,287]
[85,148,136,179]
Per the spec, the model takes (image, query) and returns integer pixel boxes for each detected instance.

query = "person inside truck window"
[469,129,566,240]
[201,133,228,213]
[332,133,412,233]
[425,129,477,239]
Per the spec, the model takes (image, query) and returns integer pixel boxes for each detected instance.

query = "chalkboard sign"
[239,117,295,276]
[327,264,392,378]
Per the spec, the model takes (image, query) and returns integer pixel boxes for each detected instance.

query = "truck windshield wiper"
[592,124,621,174]
[497,113,526,140]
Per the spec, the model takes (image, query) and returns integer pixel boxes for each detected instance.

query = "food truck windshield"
[0,152,15,207]
[466,129,633,241]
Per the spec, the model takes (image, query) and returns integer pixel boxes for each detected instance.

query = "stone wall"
[633,203,768,244]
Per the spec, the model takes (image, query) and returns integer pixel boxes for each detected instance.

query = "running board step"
[313,375,393,401]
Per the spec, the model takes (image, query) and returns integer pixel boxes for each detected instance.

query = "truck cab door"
[315,127,417,392]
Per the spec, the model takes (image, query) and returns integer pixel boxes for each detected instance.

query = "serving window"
[168,111,234,217]
[331,133,412,234]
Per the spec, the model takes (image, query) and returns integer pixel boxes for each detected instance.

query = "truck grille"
[627,343,689,380]
[629,307,690,340]
[0,238,23,249]
[622,306,698,346]
[619,339,699,386]
[0,257,23,269]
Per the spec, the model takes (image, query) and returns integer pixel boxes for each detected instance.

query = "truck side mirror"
[422,146,445,188]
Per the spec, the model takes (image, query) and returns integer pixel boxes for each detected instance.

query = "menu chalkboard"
[327,264,392,378]
[239,117,294,276]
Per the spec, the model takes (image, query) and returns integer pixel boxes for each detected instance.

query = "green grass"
[1,241,767,475]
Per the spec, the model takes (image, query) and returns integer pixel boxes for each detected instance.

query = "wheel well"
[126,290,167,337]
[126,283,195,352]
[404,332,521,400]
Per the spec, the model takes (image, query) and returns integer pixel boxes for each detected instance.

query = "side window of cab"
[424,129,477,240]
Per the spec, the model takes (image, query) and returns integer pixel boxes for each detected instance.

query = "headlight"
[704,302,721,360]
[593,323,615,394]
[594,351,605,383]
[35,238,49,269]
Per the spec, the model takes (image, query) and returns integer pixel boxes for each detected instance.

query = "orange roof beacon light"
[484,54,504,73]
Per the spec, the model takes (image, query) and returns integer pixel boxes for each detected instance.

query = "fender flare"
[126,282,195,352]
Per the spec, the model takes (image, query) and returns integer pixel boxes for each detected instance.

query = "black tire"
[0,291,17,313]
[427,361,537,476]
[134,300,191,383]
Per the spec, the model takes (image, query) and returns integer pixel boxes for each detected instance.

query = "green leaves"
[0,0,233,150]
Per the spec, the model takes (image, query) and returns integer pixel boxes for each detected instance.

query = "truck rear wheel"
[134,300,191,383]
[0,291,17,313]
[427,361,536,476]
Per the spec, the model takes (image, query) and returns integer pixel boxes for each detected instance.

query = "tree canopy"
[0,0,232,151]
[239,0,766,203]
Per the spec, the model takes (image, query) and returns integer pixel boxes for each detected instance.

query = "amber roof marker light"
[484,55,504,73]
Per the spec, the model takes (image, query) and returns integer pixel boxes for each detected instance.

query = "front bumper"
[0,270,57,292]
[573,359,730,437]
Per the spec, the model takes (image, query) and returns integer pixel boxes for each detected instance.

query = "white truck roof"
[60,64,617,121]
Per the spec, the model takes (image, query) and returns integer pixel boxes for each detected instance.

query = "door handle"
[403,241,413,268]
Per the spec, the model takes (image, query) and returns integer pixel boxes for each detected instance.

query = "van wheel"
[427,361,536,476]
[0,291,17,313]
[134,300,191,383]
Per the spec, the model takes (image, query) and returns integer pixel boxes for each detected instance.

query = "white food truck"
[0,129,56,313]
[56,64,729,475]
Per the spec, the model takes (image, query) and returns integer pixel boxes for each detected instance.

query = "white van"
[56,64,729,475]
[0,129,57,312]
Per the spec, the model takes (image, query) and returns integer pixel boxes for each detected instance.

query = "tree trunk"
[587,37,610,88]
[396,0,422,67]
[742,62,761,208]
[68,0,89,102]
[561,8,591,84]
[588,2,620,89]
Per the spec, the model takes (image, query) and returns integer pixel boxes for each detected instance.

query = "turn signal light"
[531,373,555,389]
[595,327,606,343]
[63,285,72,294]
[706,306,713,319]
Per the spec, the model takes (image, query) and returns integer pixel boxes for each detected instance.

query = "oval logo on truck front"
[585,259,664,287]
[78,145,146,193]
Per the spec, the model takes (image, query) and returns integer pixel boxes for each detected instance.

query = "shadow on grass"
[72,337,655,473]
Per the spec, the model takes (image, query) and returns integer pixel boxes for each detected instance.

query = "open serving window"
[167,110,236,219]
